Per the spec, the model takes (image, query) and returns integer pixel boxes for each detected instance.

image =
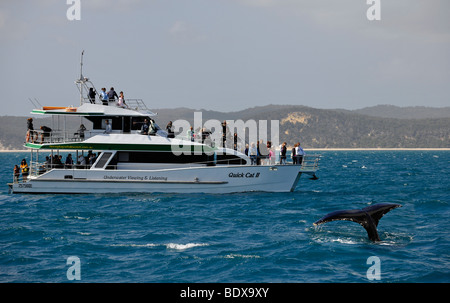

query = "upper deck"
[31,102,156,117]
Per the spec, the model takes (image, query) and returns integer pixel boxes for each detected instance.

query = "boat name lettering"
[103,175,168,181]
[228,172,260,178]
[18,183,32,188]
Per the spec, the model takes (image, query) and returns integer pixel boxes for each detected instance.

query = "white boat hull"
[10,165,314,194]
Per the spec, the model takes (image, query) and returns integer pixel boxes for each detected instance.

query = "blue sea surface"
[0,151,449,283]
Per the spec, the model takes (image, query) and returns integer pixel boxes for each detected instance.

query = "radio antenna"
[34,98,43,108]
[80,50,84,80]
[28,98,37,108]
[77,50,85,105]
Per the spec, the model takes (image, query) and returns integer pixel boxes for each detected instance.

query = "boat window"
[118,152,129,162]
[123,117,131,133]
[117,151,213,164]
[216,154,247,165]
[131,117,149,131]
[94,152,113,168]
[86,116,131,131]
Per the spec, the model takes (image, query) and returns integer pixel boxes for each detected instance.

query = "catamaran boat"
[8,56,320,194]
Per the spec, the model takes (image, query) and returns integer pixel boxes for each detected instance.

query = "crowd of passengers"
[39,151,97,170]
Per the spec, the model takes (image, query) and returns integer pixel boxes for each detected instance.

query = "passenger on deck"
[141,119,150,135]
[26,118,36,143]
[65,154,73,168]
[166,121,174,138]
[249,142,258,165]
[266,141,274,165]
[53,155,63,168]
[107,87,119,104]
[100,88,108,105]
[221,121,232,148]
[117,91,128,108]
[187,126,195,141]
[77,124,87,139]
[295,142,305,165]
[201,128,211,144]
[40,126,52,144]
[268,146,275,165]
[104,119,112,134]
[14,165,20,182]
[292,143,298,165]
[20,159,29,181]
[280,142,287,165]
[88,88,96,104]
[89,153,97,165]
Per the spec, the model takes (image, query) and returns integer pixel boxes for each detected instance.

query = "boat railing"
[26,129,98,144]
[12,154,320,183]
[174,134,245,150]
[80,96,153,113]
[299,154,321,171]
[24,160,95,178]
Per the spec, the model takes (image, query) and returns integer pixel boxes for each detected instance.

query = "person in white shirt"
[117,91,128,108]
[295,142,305,165]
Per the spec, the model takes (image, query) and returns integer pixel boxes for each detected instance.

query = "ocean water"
[0,150,449,283]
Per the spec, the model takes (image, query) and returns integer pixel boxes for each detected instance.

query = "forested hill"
[1,105,449,149]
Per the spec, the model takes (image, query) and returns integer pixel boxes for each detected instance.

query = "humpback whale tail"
[313,203,402,242]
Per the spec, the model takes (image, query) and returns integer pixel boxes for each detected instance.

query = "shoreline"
[1,148,449,153]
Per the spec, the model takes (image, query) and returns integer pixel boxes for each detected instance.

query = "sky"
[0,0,449,116]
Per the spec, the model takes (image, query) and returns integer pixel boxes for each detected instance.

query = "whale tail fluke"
[313,203,402,241]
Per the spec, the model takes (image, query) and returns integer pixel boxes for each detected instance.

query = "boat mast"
[79,50,84,106]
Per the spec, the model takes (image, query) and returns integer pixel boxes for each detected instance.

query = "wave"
[165,243,209,250]
[223,253,261,259]
[110,242,209,250]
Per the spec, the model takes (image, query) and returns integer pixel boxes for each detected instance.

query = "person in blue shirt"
[100,88,108,105]
[187,126,195,141]
[141,119,150,135]
[104,119,112,134]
